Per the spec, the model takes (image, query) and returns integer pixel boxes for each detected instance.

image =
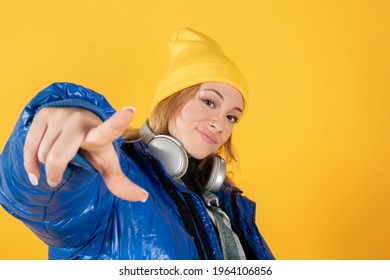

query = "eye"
[227,115,239,124]
[201,98,215,108]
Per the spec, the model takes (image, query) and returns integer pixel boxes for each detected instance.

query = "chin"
[186,149,212,160]
[187,152,207,160]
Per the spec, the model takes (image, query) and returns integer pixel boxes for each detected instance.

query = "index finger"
[82,106,136,150]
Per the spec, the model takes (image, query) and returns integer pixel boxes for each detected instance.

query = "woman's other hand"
[23,106,149,202]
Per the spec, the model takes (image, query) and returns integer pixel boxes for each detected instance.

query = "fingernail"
[47,180,58,188]
[28,173,38,186]
[121,106,136,113]
[140,188,149,203]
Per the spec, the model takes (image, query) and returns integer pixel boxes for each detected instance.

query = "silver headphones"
[139,120,226,192]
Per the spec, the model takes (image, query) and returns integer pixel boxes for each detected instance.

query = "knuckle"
[45,152,68,171]
[37,146,48,163]
[24,133,35,147]
[23,156,35,172]
[70,110,85,122]
[82,139,98,149]
[23,145,34,161]
[35,107,52,120]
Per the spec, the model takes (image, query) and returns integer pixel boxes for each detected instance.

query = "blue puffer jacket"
[0,82,274,260]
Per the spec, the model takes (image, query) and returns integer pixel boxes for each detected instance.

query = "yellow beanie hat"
[152,27,248,109]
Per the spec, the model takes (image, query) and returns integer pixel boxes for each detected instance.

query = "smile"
[196,128,218,144]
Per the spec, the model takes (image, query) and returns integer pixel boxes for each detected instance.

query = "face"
[168,82,244,159]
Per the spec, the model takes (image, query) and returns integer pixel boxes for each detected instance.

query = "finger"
[24,114,48,185]
[37,125,61,164]
[80,145,148,202]
[44,128,85,188]
[82,107,136,150]
[103,171,149,202]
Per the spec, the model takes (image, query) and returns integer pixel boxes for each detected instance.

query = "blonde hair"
[123,84,238,167]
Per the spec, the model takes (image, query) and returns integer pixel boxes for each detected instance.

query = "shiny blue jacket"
[0,82,274,260]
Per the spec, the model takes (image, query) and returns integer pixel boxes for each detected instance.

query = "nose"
[209,115,224,133]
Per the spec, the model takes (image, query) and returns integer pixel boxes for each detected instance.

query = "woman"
[0,28,274,260]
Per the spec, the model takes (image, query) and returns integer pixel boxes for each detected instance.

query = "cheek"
[171,106,196,135]
[168,120,180,140]
[222,127,233,143]
[169,114,189,142]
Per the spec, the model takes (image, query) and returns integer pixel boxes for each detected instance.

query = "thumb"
[102,169,149,202]
[80,140,149,202]
[99,155,149,202]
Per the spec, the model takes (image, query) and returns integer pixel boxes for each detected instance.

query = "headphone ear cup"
[203,156,226,192]
[139,121,225,190]
[140,121,189,178]
[148,135,189,179]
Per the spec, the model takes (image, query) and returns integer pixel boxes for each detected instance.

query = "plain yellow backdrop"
[1,0,389,260]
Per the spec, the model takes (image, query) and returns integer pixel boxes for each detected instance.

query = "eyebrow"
[202,88,243,113]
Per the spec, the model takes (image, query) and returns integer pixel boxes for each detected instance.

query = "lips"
[196,128,218,144]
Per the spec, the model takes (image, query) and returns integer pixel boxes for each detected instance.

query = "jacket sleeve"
[0,82,119,249]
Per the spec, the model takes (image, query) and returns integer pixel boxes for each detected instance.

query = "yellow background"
[1,0,389,260]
